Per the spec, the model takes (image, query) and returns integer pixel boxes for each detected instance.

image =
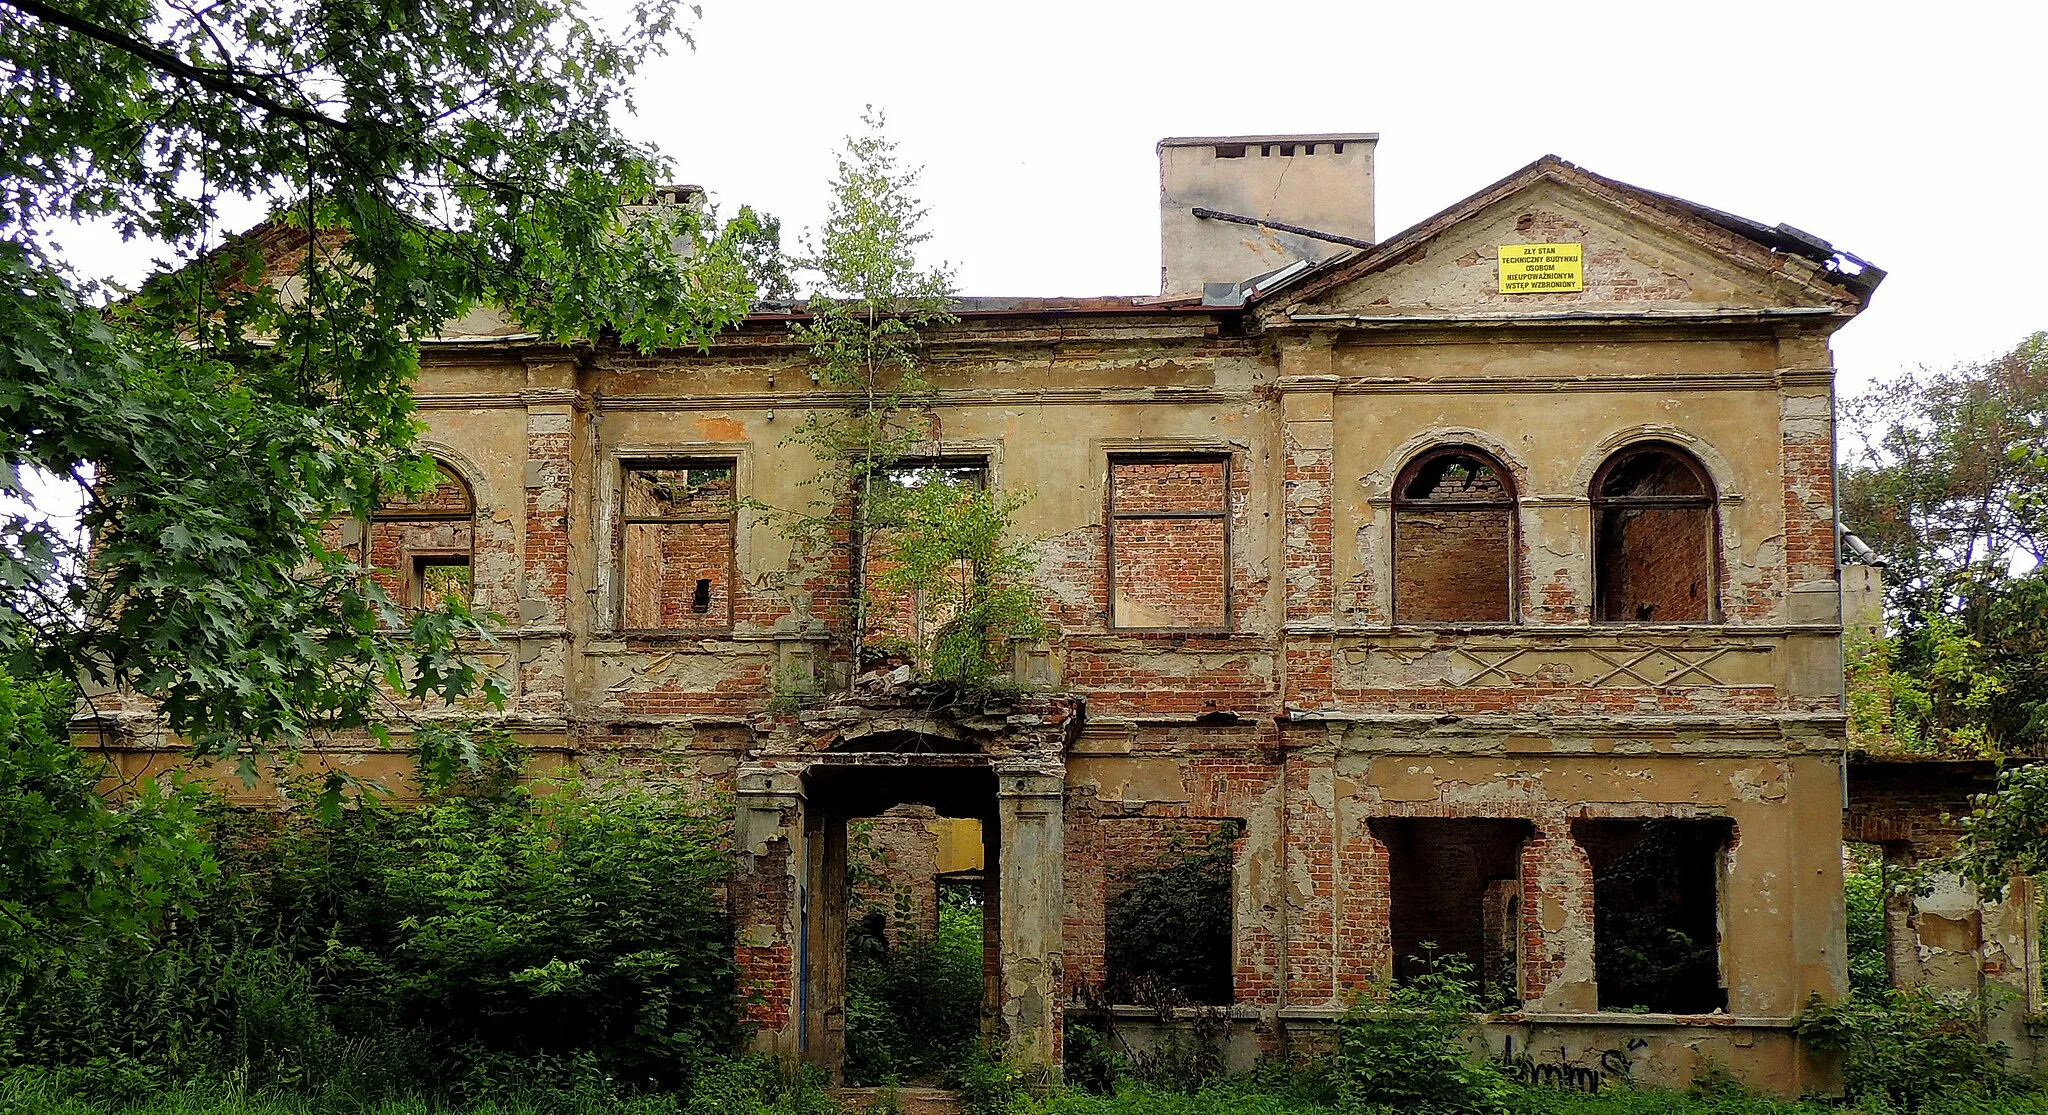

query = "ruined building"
[101,134,1894,1093]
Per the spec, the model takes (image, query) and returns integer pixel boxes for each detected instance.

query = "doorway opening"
[804,762,998,1086]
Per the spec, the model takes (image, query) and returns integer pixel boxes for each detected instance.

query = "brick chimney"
[1158,133,1378,295]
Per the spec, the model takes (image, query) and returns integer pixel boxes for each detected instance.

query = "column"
[997,768,1066,1080]
[734,764,806,1057]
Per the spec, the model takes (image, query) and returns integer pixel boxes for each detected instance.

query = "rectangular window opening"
[1596,506,1714,622]
[621,461,735,632]
[413,554,472,610]
[1373,818,1531,1008]
[1213,143,1246,159]
[1108,456,1229,630]
[1576,818,1733,1013]
[1394,508,1514,623]
[1103,817,1241,1007]
[862,459,989,656]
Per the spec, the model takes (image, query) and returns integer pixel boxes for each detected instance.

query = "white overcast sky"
[42,0,2045,399]
[607,0,2044,396]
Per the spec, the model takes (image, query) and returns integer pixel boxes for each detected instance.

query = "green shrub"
[1845,847,1892,999]
[845,890,987,1084]
[263,775,738,1094]
[1060,1020,1123,1095]
[1331,953,1512,1115]
[0,771,737,1104]
[1796,989,2019,1110]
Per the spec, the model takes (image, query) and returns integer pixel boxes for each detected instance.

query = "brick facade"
[95,151,1884,1095]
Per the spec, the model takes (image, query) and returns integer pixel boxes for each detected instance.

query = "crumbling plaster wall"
[570,319,1286,727]
[127,248,1853,1092]
[1845,760,2042,1068]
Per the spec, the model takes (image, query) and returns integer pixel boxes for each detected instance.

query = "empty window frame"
[1592,444,1717,622]
[1372,818,1532,1006]
[1102,817,1242,1006]
[1393,447,1518,623]
[1575,818,1733,1014]
[861,460,988,655]
[369,461,474,610]
[620,462,735,631]
[1107,456,1230,630]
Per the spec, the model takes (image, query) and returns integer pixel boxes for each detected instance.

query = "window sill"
[1091,1003,1246,1021]
[1085,628,1251,640]
[612,628,736,643]
[1263,1005,1791,1028]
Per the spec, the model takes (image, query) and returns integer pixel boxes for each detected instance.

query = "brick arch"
[411,441,496,515]
[1567,425,1745,503]
[1361,426,1532,503]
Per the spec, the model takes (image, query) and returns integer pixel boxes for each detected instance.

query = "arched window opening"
[1393,448,1517,623]
[370,462,475,610]
[1592,445,1716,622]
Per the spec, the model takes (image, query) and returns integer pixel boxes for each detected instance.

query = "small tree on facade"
[776,113,1045,692]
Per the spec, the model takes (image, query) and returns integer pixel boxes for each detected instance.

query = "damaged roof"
[1231,154,1884,313]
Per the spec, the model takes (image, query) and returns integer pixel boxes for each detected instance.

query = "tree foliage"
[0,0,772,771]
[0,670,214,972]
[2,761,738,1102]
[773,113,1045,690]
[1840,332,2048,756]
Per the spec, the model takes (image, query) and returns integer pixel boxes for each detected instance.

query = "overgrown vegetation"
[0,685,737,1107]
[845,890,988,1085]
[768,113,1046,693]
[839,815,989,1085]
[1799,990,2021,1111]
[1844,845,1892,999]
[1840,331,2048,759]
[1102,824,1240,1008]
[1331,954,1514,1115]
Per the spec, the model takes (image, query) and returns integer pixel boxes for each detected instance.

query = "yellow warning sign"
[1498,243,1584,293]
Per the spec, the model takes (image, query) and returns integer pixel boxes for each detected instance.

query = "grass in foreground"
[15,1073,2048,1115]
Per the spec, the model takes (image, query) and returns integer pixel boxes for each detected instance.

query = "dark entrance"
[802,760,1000,1082]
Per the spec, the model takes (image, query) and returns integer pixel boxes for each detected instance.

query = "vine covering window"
[1393,448,1517,623]
[369,462,474,610]
[621,462,735,631]
[1592,445,1717,622]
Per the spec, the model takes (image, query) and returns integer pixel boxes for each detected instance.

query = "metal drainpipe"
[1278,737,1291,1031]
[1833,368,1850,817]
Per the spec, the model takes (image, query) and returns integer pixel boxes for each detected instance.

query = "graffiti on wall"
[1495,1035,1647,1093]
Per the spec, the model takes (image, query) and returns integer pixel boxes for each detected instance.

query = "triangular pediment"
[1263,157,1875,322]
